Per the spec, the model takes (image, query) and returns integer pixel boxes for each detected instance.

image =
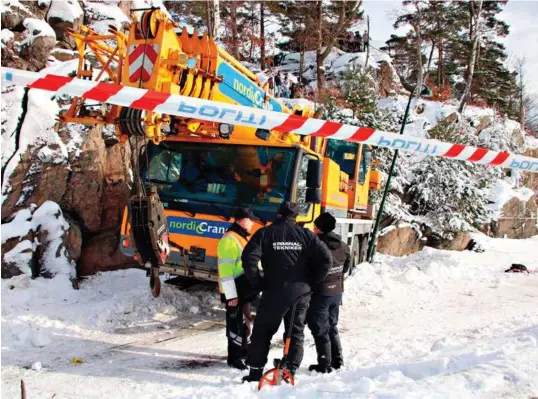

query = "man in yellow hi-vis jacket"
[218,207,255,370]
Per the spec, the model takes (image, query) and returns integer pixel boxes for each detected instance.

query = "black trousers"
[307,293,342,346]
[247,291,310,372]
[222,295,253,361]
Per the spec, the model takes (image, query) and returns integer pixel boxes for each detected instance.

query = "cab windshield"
[142,142,297,222]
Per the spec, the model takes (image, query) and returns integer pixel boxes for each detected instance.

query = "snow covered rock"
[46,0,84,49]
[19,18,56,69]
[1,201,78,279]
[1,0,33,29]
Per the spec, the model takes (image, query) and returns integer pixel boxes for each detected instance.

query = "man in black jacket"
[307,212,351,373]
[240,202,332,382]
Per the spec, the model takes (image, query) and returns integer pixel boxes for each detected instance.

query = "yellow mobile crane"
[62,8,381,296]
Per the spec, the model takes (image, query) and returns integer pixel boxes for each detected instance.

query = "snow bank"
[46,0,83,23]
[1,268,221,353]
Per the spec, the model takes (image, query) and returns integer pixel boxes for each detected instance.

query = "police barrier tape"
[2,67,538,174]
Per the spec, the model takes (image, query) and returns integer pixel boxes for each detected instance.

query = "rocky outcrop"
[79,230,136,276]
[2,123,133,277]
[377,60,403,98]
[376,224,423,256]
[485,195,538,239]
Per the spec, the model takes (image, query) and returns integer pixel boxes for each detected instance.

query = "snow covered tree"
[407,117,497,239]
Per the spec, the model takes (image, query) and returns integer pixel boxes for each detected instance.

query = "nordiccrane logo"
[168,217,231,239]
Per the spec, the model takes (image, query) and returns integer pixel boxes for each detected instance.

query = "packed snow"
[2,234,537,398]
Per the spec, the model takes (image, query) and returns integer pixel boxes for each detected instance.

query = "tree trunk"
[212,0,220,39]
[413,1,423,99]
[206,0,212,36]
[230,4,239,59]
[364,15,370,72]
[299,48,305,82]
[519,66,525,127]
[437,40,443,87]
[415,28,423,99]
[426,39,435,72]
[458,0,483,113]
[260,1,265,70]
[316,0,324,89]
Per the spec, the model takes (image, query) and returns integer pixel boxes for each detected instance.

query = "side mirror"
[306,159,322,189]
[306,188,322,204]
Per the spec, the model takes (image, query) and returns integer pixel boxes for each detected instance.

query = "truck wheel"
[348,236,360,276]
[358,235,369,264]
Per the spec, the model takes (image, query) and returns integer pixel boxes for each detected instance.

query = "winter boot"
[309,341,333,373]
[242,366,263,383]
[331,334,343,370]
[227,357,247,370]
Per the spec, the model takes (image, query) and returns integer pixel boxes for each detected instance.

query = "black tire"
[348,235,360,276]
[358,235,369,264]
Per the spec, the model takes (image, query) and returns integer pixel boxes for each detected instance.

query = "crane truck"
[62,8,381,297]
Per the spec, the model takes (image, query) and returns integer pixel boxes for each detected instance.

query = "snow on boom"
[2,67,538,174]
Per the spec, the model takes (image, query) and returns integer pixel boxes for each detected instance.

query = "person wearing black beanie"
[308,212,351,373]
[240,202,332,382]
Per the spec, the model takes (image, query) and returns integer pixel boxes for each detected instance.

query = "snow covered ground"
[2,234,537,398]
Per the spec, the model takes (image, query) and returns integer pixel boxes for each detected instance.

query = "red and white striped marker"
[128,44,159,82]
[2,67,538,174]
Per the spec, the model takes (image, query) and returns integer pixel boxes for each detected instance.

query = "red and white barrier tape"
[2,67,538,173]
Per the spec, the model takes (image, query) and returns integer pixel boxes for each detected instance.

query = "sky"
[362,0,538,96]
